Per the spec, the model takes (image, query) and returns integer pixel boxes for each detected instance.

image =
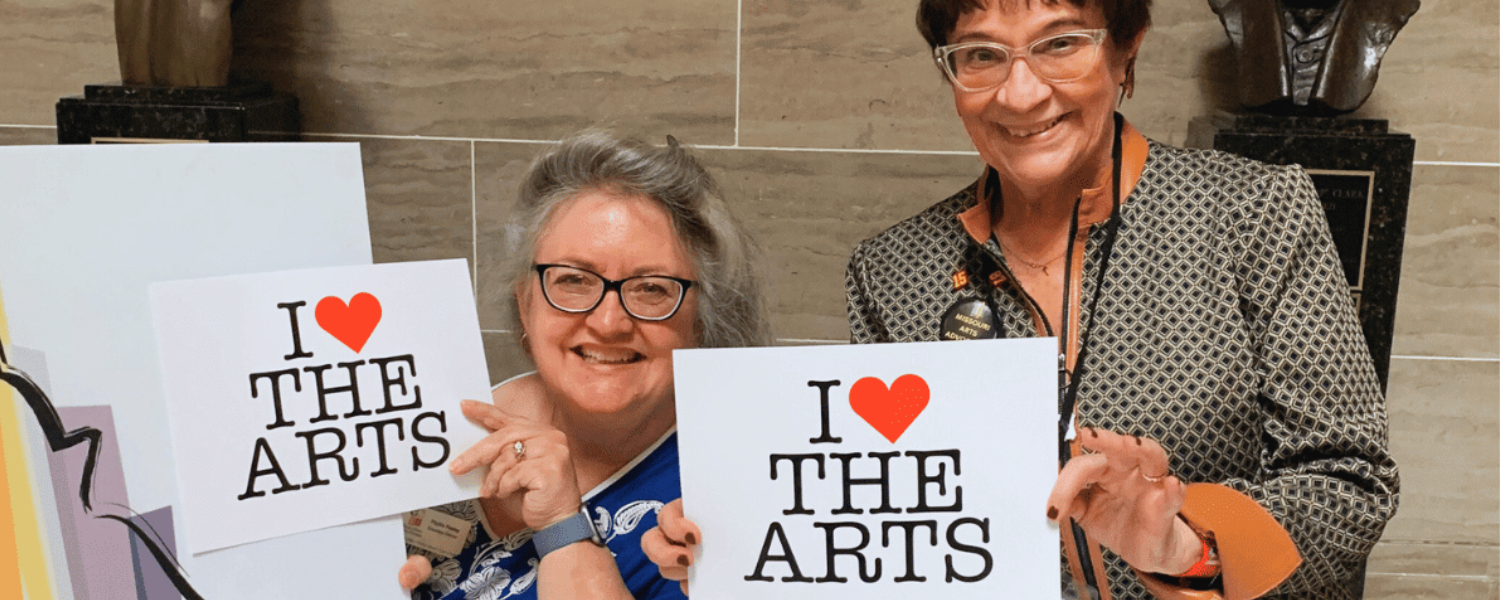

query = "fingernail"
[1135,436,1142,446]
[1047,506,1058,520]
[1090,429,1098,438]
[684,532,698,545]
[677,555,690,566]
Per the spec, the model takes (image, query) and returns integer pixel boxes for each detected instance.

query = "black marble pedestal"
[1188,115,1415,392]
[55,82,299,144]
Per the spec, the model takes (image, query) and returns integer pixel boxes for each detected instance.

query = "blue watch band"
[532,507,603,559]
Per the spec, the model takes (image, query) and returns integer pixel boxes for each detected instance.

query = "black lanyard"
[1057,112,1126,457]
[1055,113,1126,600]
[974,114,1127,600]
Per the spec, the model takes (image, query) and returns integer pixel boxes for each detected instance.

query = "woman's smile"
[997,112,1069,139]
[571,344,645,365]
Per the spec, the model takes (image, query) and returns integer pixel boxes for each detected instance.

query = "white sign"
[151,259,489,554]
[674,339,1059,599]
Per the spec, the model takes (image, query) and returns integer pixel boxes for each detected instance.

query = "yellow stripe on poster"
[0,414,25,597]
[0,282,55,599]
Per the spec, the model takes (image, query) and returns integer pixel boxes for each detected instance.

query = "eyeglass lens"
[540,265,685,319]
[942,32,1101,89]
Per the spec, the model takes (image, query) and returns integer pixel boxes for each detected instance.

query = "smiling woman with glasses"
[398,130,769,600]
[646,0,1398,598]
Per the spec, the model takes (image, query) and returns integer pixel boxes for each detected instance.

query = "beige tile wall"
[0,126,55,146]
[1,0,1495,595]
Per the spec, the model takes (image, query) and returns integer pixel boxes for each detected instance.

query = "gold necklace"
[998,238,1067,275]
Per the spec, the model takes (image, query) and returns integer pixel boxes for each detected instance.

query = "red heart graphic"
[315,293,382,353]
[848,374,930,443]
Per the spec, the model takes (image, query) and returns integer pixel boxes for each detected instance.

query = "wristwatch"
[532,506,605,559]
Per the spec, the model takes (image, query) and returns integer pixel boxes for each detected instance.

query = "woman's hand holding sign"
[450,399,585,529]
[1047,428,1203,577]
[399,399,586,591]
[641,498,700,595]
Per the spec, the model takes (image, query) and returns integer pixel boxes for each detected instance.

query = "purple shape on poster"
[45,405,139,600]
[129,506,181,600]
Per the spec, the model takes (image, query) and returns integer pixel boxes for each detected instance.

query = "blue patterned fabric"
[409,433,685,600]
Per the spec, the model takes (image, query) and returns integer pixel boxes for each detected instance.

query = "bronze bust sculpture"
[115,0,236,87]
[1208,0,1420,116]
[59,0,299,143]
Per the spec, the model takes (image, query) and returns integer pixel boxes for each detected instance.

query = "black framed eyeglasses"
[533,264,695,321]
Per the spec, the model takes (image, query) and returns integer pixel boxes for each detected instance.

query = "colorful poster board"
[674,339,1060,599]
[0,142,411,599]
[151,260,489,553]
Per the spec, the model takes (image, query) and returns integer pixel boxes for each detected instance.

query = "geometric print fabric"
[845,141,1399,600]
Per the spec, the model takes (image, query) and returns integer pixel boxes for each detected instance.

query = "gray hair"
[500,129,773,349]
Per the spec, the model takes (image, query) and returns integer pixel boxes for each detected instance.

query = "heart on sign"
[315,292,382,353]
[848,374,930,443]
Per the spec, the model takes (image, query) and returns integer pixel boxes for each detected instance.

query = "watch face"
[585,510,605,546]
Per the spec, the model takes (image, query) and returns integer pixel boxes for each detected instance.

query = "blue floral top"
[408,431,685,600]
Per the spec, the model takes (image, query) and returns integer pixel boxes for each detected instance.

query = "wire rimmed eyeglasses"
[934,29,1107,92]
[533,264,695,321]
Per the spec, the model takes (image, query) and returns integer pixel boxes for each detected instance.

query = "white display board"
[673,339,1060,599]
[0,143,411,600]
[151,259,489,554]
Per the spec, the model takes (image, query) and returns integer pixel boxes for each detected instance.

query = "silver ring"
[513,440,526,460]
[1141,472,1167,483]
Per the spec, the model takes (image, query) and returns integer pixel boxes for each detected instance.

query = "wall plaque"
[1188,115,1414,390]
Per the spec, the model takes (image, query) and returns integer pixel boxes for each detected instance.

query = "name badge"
[404,507,474,559]
[940,298,999,341]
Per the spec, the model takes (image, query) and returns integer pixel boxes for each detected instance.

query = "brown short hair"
[916,0,1152,51]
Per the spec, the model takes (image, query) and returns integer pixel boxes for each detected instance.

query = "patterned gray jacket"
[845,128,1399,600]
